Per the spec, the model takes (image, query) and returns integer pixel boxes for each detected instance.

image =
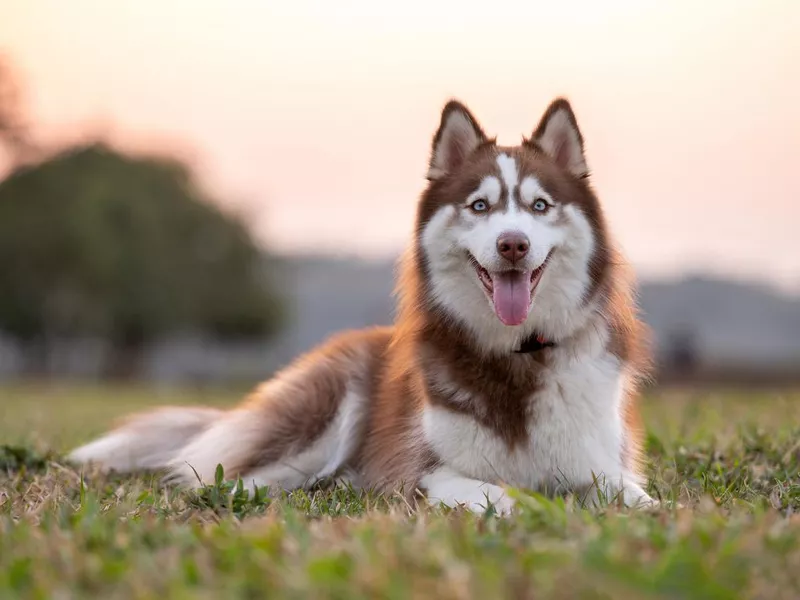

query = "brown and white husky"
[69,98,655,514]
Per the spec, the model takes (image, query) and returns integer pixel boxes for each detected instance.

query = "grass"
[2,383,800,599]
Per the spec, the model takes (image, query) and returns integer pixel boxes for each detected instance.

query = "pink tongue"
[491,271,532,326]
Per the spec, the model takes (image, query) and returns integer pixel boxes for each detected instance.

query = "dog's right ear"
[427,101,488,181]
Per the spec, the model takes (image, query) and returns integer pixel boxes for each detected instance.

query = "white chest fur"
[422,349,633,495]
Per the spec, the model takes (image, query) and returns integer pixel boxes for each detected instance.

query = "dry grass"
[2,383,800,599]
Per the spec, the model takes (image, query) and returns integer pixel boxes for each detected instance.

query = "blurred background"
[0,0,798,390]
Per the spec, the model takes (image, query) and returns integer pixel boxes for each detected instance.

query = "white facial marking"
[421,205,456,253]
[495,153,519,208]
[465,176,501,207]
[519,176,553,208]
[461,192,562,273]
[420,151,600,353]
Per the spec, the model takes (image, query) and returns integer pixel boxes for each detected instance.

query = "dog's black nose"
[496,232,529,264]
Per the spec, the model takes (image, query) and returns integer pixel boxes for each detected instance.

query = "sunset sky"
[2,0,798,290]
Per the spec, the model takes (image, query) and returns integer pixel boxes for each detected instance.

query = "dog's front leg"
[419,466,515,515]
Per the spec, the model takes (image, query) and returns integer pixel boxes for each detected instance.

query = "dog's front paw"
[451,482,515,515]
[421,467,516,516]
[476,485,516,516]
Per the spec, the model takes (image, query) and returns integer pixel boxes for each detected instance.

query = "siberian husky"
[69,98,655,514]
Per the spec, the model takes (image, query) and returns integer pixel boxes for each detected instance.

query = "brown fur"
[356,100,649,494]
[357,248,648,496]
[194,97,650,492]
[228,326,392,475]
[70,97,651,503]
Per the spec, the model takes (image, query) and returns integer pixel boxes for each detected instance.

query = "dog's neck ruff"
[515,332,555,354]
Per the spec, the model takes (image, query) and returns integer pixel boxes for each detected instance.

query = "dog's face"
[417,99,610,351]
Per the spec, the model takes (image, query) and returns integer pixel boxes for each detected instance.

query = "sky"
[1,0,799,290]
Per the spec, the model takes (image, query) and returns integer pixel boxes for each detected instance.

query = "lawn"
[1,382,800,599]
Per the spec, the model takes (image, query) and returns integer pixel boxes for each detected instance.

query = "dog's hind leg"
[165,328,390,492]
[167,386,368,493]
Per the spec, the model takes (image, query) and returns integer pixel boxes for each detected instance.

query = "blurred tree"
[0,143,284,377]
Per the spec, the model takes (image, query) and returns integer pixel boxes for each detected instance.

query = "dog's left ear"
[529,98,588,178]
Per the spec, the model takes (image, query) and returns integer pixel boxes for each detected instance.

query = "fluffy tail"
[67,406,224,474]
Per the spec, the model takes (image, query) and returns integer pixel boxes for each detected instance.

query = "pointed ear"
[427,100,488,180]
[530,98,588,178]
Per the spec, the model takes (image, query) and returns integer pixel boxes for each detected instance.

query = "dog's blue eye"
[470,199,488,212]
[533,199,548,212]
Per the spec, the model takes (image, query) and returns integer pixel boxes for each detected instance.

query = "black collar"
[515,332,555,354]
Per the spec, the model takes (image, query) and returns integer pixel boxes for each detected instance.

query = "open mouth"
[468,251,552,326]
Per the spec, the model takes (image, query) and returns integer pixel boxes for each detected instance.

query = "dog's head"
[416,98,612,351]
